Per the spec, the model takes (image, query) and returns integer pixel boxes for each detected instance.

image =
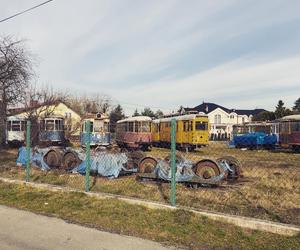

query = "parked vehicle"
[116,116,152,150]
[38,117,66,146]
[232,122,273,136]
[6,116,26,146]
[231,122,279,149]
[278,115,300,152]
[232,132,277,149]
[152,114,209,151]
[80,113,111,147]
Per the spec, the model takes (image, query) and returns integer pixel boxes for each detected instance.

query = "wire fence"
[0,119,299,227]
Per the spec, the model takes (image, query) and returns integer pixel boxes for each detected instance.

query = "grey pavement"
[0,205,174,250]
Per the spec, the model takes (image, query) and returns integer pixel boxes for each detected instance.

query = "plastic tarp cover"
[72,152,129,178]
[155,159,195,182]
[16,147,50,171]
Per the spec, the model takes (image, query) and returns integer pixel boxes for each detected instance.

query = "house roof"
[185,102,266,116]
[8,101,81,117]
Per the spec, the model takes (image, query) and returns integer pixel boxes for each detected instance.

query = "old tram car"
[152,114,209,151]
[278,115,300,152]
[38,117,66,146]
[116,116,152,150]
[80,113,111,147]
[6,116,26,146]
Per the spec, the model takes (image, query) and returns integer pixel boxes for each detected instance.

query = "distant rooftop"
[184,102,266,116]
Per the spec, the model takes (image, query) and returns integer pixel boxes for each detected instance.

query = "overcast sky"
[1,0,300,115]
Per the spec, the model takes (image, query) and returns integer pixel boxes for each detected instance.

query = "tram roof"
[117,116,152,123]
[279,114,300,121]
[154,114,208,123]
[7,116,26,121]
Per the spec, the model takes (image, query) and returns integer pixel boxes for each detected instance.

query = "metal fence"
[1,119,300,227]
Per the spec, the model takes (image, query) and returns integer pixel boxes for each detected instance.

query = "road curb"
[0,177,299,237]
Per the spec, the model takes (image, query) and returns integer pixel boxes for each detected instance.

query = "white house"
[184,102,266,140]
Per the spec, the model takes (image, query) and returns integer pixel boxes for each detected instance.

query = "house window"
[214,114,221,124]
[65,112,72,119]
[230,115,234,119]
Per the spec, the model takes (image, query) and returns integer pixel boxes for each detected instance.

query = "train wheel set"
[20,144,243,188]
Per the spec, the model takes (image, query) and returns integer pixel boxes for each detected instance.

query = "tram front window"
[196,121,208,131]
[12,121,21,131]
[46,120,55,131]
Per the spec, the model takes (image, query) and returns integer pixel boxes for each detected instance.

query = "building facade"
[184,102,266,140]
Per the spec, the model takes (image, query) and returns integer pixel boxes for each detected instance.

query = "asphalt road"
[0,205,173,250]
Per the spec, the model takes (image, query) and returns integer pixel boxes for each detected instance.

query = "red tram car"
[116,116,152,150]
[278,115,300,152]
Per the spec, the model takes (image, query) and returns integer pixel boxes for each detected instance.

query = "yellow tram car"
[152,114,209,151]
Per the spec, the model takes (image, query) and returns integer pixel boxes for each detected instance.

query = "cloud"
[112,56,300,114]
[1,0,300,115]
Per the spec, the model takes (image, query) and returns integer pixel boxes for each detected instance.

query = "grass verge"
[0,146,300,226]
[0,181,299,250]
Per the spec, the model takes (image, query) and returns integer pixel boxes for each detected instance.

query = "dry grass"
[0,143,299,226]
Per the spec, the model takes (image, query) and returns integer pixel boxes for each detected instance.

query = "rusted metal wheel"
[138,157,157,173]
[128,150,146,166]
[193,160,222,179]
[62,152,81,170]
[44,150,62,168]
[217,156,242,180]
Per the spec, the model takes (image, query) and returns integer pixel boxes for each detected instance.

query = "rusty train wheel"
[45,150,62,168]
[217,156,242,180]
[138,157,157,173]
[62,152,80,170]
[193,160,221,179]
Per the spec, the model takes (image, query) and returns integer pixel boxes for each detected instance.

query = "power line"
[0,0,54,23]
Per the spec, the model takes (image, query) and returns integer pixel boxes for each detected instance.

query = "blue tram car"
[80,113,111,147]
[231,122,277,149]
[38,117,66,146]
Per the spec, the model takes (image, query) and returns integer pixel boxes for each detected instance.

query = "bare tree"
[0,36,34,146]
[65,93,112,116]
[24,84,68,120]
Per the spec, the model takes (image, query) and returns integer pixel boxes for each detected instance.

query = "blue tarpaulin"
[232,132,277,148]
[72,152,129,178]
[155,159,195,182]
[16,147,50,171]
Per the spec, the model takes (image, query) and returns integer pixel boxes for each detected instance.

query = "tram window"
[90,122,94,132]
[104,122,109,132]
[55,120,59,131]
[190,121,193,131]
[7,121,12,131]
[12,121,21,131]
[183,121,189,132]
[292,122,300,132]
[141,122,150,132]
[128,122,134,132]
[55,119,64,131]
[134,122,139,132]
[21,121,26,131]
[196,121,207,131]
[94,122,101,132]
[46,120,55,131]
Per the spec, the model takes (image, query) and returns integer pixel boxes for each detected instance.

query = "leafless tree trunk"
[0,36,34,146]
